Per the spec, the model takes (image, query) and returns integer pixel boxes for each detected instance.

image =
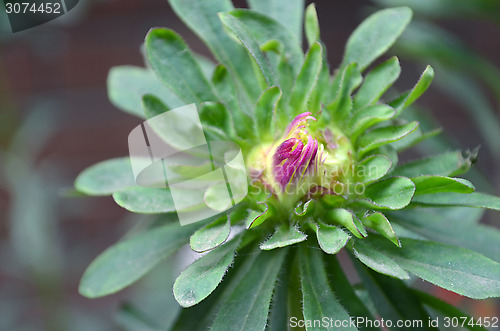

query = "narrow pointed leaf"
[412,176,475,195]
[354,56,401,109]
[247,0,304,44]
[211,248,287,331]
[328,62,362,123]
[190,215,231,253]
[260,224,307,250]
[355,154,392,184]
[342,7,412,70]
[412,191,500,210]
[349,104,396,141]
[255,86,281,138]
[365,235,500,299]
[304,3,320,47]
[108,66,182,118]
[353,239,409,279]
[79,222,200,298]
[299,247,356,331]
[392,150,476,177]
[145,28,216,103]
[361,176,416,210]
[362,212,400,247]
[327,208,367,238]
[288,42,323,116]
[311,222,350,255]
[174,236,241,307]
[391,65,434,114]
[357,121,419,157]
[75,158,135,196]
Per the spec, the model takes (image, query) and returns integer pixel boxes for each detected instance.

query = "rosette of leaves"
[75,1,500,329]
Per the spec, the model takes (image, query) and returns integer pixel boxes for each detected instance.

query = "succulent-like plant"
[76,0,500,329]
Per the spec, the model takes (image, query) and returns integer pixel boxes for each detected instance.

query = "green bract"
[76,1,500,329]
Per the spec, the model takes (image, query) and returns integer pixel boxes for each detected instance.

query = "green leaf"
[304,3,320,47]
[211,248,287,331]
[310,222,350,255]
[411,289,488,331]
[353,259,437,330]
[199,101,234,139]
[194,54,216,80]
[327,62,362,124]
[245,203,270,229]
[79,222,199,298]
[168,0,260,103]
[361,176,416,210]
[412,192,500,210]
[364,235,500,299]
[211,64,254,137]
[266,258,290,331]
[353,57,401,110]
[412,176,475,195]
[355,154,392,184]
[108,66,182,118]
[190,215,231,253]
[219,11,277,86]
[299,247,355,331]
[349,105,396,141]
[260,224,307,250]
[141,97,209,152]
[391,65,434,115]
[75,158,135,196]
[142,94,169,118]
[323,256,377,329]
[288,42,323,116]
[113,187,175,214]
[362,212,400,247]
[327,208,367,238]
[342,7,412,71]
[357,121,419,157]
[352,239,409,279]
[389,208,500,262]
[219,9,304,76]
[391,127,442,152]
[247,0,304,44]
[174,236,241,307]
[392,150,476,177]
[170,249,250,331]
[255,86,281,139]
[145,28,216,103]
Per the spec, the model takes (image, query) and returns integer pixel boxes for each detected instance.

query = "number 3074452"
[5,2,62,14]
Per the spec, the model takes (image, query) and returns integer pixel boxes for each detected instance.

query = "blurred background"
[0,0,499,330]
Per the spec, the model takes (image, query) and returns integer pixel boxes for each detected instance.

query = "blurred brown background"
[0,0,499,330]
